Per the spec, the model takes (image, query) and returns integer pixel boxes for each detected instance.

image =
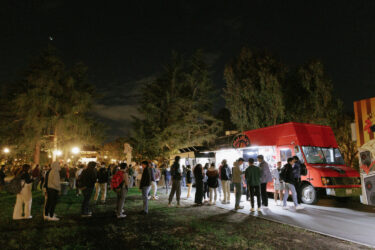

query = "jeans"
[221,180,230,202]
[217,179,222,197]
[260,183,268,207]
[168,180,181,204]
[116,186,128,216]
[203,182,209,200]
[234,183,242,208]
[151,181,158,198]
[142,186,151,213]
[82,187,93,215]
[283,183,299,207]
[249,185,261,208]
[45,188,59,217]
[182,177,186,187]
[165,177,171,193]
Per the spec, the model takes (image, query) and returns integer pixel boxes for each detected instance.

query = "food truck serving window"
[302,146,345,165]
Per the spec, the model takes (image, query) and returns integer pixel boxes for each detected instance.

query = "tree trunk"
[34,141,40,165]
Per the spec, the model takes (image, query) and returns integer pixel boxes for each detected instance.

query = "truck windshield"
[302,146,345,165]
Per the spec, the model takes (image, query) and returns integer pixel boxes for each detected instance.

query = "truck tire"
[301,183,318,204]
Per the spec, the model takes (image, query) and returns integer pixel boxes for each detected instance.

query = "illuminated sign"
[232,134,251,148]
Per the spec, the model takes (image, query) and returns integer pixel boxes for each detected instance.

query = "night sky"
[1,0,375,139]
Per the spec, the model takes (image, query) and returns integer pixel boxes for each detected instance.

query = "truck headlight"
[321,177,332,185]
[357,177,361,184]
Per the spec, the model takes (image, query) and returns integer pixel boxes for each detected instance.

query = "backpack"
[4,176,24,194]
[300,163,308,176]
[111,171,124,192]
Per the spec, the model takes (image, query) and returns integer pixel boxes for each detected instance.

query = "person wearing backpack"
[139,161,152,215]
[79,162,97,217]
[13,164,33,220]
[168,156,182,207]
[281,158,304,210]
[45,162,61,221]
[186,165,193,198]
[111,163,129,219]
[94,163,109,204]
[207,163,219,205]
[220,159,231,204]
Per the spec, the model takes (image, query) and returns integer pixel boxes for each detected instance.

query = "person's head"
[293,156,299,162]
[88,161,97,169]
[221,159,227,165]
[195,164,202,170]
[277,161,282,168]
[120,162,127,170]
[187,165,191,170]
[248,158,254,165]
[141,160,149,168]
[174,156,180,163]
[22,164,31,172]
[210,163,215,169]
[204,163,209,170]
[238,158,244,165]
[257,155,264,162]
[287,157,294,164]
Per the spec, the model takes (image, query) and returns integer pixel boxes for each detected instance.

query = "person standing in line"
[115,163,129,219]
[193,164,204,205]
[181,165,187,188]
[79,161,97,217]
[168,156,182,207]
[281,158,304,210]
[292,156,302,203]
[186,165,193,198]
[202,163,210,203]
[152,164,161,200]
[139,161,152,215]
[207,163,219,205]
[31,164,40,191]
[68,166,77,190]
[220,160,231,204]
[0,165,5,187]
[150,163,157,200]
[75,165,84,196]
[94,163,109,204]
[13,164,33,220]
[44,162,61,221]
[128,165,134,188]
[258,155,272,209]
[245,158,261,212]
[272,161,284,205]
[232,158,244,210]
[163,165,171,194]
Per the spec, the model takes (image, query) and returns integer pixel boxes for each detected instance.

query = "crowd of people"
[0,153,305,221]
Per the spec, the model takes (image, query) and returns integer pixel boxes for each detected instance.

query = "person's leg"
[45,190,50,217]
[218,179,222,199]
[221,180,226,202]
[235,183,241,208]
[261,183,268,207]
[283,184,290,207]
[117,187,127,216]
[226,181,231,202]
[255,186,261,208]
[187,183,191,198]
[13,194,23,219]
[82,188,92,215]
[168,180,177,204]
[49,189,58,218]
[176,180,181,204]
[250,186,255,208]
[143,186,151,213]
[274,188,278,202]
[102,183,107,202]
[214,188,217,203]
[209,187,213,203]
[24,197,32,218]
[94,183,100,202]
[289,184,299,207]
[154,181,158,197]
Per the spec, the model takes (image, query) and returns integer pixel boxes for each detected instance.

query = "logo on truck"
[232,134,251,148]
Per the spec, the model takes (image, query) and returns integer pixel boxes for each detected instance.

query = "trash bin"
[61,182,69,195]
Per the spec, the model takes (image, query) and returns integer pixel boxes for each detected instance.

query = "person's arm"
[124,173,129,187]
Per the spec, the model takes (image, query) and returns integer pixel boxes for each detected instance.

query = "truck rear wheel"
[301,184,318,204]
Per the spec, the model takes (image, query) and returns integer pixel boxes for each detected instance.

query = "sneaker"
[257,208,261,212]
[250,208,255,212]
[168,203,173,207]
[48,216,60,221]
[209,202,213,205]
[296,205,305,210]
[222,200,227,204]
[24,216,32,219]
[176,203,180,208]
[117,214,127,219]
[282,206,288,210]
[226,201,231,204]
[235,205,244,210]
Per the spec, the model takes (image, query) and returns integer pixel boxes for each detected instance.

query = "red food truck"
[214,122,361,204]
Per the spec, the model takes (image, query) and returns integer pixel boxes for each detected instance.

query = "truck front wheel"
[301,184,318,205]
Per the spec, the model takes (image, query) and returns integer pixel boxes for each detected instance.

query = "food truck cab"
[214,122,361,204]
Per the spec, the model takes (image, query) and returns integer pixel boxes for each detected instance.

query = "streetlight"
[71,147,80,154]
[3,147,10,154]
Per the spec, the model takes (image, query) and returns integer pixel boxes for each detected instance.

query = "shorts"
[274,182,284,191]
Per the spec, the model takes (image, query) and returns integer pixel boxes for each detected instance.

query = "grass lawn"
[0,187,369,250]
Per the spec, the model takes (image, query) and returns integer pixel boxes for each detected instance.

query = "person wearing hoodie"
[79,161,97,217]
[257,155,273,208]
[44,162,61,221]
[245,158,261,212]
[13,164,33,220]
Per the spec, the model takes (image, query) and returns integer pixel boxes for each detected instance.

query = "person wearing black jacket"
[186,165,193,198]
[139,161,152,214]
[0,165,5,186]
[94,164,109,204]
[79,162,97,217]
[168,156,182,207]
[220,160,231,204]
[281,158,304,210]
[193,164,204,205]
